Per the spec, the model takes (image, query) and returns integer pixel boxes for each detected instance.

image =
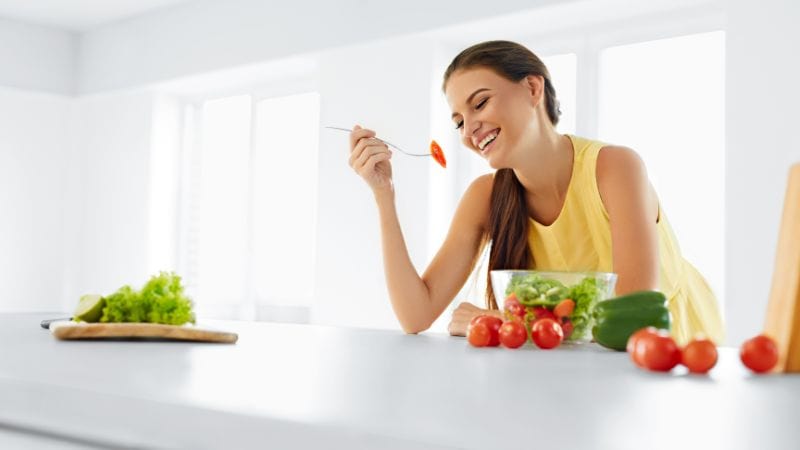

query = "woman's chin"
[486,155,505,170]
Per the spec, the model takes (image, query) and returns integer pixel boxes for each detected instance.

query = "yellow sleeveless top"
[527,135,725,345]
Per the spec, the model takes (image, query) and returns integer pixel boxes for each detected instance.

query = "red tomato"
[504,297,526,321]
[627,327,659,368]
[498,321,527,349]
[533,307,557,322]
[470,315,503,347]
[553,299,575,318]
[503,294,520,310]
[430,140,447,168]
[740,334,779,373]
[531,318,564,349]
[467,322,491,347]
[560,318,574,339]
[640,330,682,372]
[681,337,718,374]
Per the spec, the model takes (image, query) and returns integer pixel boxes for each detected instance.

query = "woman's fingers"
[448,302,482,336]
[347,125,394,191]
[349,137,381,166]
[349,126,375,153]
[351,138,390,172]
[363,151,391,173]
[354,151,391,177]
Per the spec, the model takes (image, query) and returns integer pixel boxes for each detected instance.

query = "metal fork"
[324,126,430,157]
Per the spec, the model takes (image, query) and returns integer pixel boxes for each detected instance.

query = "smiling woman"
[344,40,724,346]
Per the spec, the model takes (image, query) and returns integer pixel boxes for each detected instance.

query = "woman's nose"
[463,116,480,140]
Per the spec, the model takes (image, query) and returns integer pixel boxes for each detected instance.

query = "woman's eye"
[475,98,488,109]
[454,120,464,130]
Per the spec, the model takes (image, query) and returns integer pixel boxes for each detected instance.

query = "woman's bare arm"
[349,126,493,333]
[374,175,493,333]
[596,146,660,295]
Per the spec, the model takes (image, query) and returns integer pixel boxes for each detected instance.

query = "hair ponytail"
[443,40,559,308]
[486,169,532,309]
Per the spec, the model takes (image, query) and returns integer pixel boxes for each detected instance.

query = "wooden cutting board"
[50,321,238,343]
[764,163,800,372]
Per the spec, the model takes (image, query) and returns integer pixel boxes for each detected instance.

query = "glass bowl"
[490,270,617,342]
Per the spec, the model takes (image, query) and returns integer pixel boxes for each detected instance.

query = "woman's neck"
[513,125,573,201]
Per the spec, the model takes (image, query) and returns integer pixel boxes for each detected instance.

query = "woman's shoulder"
[595,144,647,181]
[452,173,494,231]
[568,134,644,177]
[465,173,494,199]
[594,144,657,219]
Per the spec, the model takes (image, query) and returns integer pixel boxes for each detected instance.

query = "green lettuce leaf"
[100,272,195,325]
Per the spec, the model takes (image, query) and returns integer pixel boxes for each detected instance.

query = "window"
[252,93,320,309]
[598,31,725,302]
[542,53,577,135]
[179,92,320,321]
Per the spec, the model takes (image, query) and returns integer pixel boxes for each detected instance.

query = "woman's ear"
[524,75,545,107]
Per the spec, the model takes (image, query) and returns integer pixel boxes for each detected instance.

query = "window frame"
[175,77,321,322]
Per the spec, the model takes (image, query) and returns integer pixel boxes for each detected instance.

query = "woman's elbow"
[399,318,431,335]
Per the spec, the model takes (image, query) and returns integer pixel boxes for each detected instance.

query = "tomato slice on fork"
[430,140,447,168]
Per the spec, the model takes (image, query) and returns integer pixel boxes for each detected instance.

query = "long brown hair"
[442,40,562,309]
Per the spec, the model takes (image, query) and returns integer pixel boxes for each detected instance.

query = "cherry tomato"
[467,322,491,347]
[533,307,557,322]
[553,299,575,318]
[560,318,574,339]
[503,292,519,308]
[469,315,503,347]
[430,140,447,168]
[531,318,564,349]
[498,321,527,349]
[681,337,718,374]
[504,296,526,321]
[640,330,682,372]
[740,334,779,373]
[627,327,659,368]
[503,293,520,310]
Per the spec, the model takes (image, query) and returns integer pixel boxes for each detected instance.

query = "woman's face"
[445,67,543,168]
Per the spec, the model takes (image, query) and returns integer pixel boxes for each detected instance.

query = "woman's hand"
[348,125,393,194]
[448,302,502,336]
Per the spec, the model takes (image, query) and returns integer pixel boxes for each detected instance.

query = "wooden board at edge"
[764,163,800,372]
[51,321,238,344]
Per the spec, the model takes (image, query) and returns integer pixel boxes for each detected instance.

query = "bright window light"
[194,95,252,310]
[252,92,320,306]
[180,92,320,319]
[598,31,726,303]
[542,53,577,135]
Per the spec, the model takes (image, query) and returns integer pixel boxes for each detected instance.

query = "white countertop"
[1,313,798,449]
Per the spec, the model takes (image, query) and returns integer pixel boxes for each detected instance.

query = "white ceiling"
[0,0,199,31]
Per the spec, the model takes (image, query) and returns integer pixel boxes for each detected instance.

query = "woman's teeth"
[479,132,498,151]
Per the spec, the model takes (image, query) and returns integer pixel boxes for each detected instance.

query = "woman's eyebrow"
[451,88,490,119]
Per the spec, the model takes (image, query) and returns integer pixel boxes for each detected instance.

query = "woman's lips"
[480,131,499,156]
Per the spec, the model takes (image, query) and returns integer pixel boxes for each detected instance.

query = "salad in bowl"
[490,270,617,342]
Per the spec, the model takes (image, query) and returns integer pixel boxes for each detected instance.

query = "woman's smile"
[477,129,500,156]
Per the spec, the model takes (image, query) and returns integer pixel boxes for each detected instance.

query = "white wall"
[61,92,157,311]
[726,0,800,344]
[0,19,76,311]
[0,17,74,94]
[0,89,157,315]
[75,0,559,94]
[0,88,70,311]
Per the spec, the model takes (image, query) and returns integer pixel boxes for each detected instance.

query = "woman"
[347,40,724,345]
